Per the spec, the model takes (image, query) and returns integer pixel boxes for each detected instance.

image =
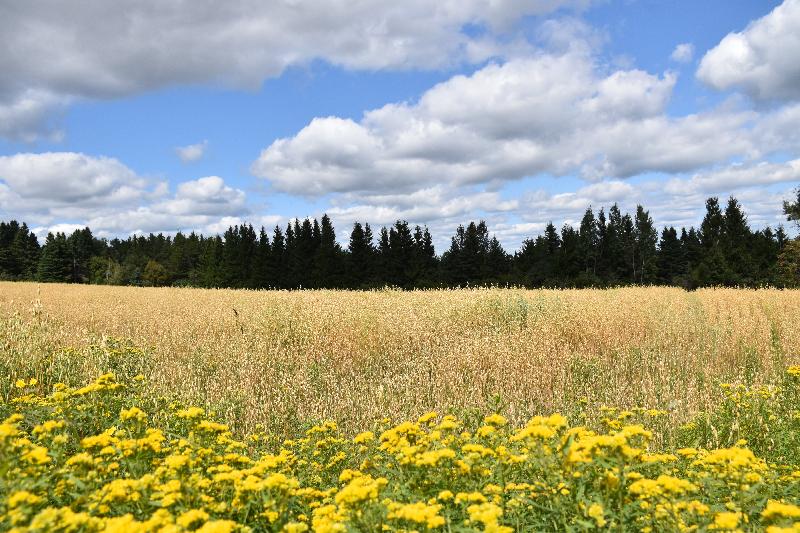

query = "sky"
[0,0,798,251]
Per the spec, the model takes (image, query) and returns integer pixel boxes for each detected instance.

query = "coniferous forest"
[2,193,799,289]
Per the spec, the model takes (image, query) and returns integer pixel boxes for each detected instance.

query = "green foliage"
[0,194,793,290]
[142,260,169,287]
[679,367,800,466]
[778,240,800,287]
[36,233,71,283]
[2,370,800,531]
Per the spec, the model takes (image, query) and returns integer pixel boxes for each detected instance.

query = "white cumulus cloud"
[0,152,150,205]
[697,0,800,100]
[252,47,764,197]
[0,0,591,140]
[0,152,252,237]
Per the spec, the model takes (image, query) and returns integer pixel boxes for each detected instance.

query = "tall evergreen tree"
[723,197,754,284]
[417,226,438,285]
[67,227,96,283]
[596,208,609,281]
[377,226,391,286]
[559,225,581,284]
[197,236,224,288]
[695,197,733,286]
[578,207,599,280]
[634,206,658,284]
[269,226,286,288]
[657,227,682,285]
[486,235,510,284]
[348,222,375,288]
[313,214,343,288]
[543,222,561,284]
[387,221,416,287]
[0,221,40,280]
[254,227,271,289]
[37,232,72,282]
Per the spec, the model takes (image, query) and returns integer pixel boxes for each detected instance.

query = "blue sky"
[0,0,797,251]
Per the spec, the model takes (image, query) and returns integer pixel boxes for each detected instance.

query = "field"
[1,282,800,531]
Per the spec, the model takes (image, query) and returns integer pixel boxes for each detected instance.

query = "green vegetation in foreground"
[1,367,799,532]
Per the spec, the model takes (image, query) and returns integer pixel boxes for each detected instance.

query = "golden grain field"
[2,282,798,438]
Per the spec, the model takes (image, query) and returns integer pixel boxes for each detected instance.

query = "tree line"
[1,193,799,289]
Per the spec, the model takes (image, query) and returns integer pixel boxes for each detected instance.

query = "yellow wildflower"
[710,512,741,530]
[587,503,607,528]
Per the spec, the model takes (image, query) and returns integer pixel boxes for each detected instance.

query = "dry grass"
[1,282,798,437]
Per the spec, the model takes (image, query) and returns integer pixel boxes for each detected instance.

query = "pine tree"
[377,226,391,286]
[514,236,547,287]
[542,222,561,285]
[486,235,510,284]
[284,222,297,288]
[596,208,609,282]
[559,225,581,285]
[4,222,40,280]
[197,236,224,288]
[254,227,271,289]
[348,222,375,288]
[314,214,343,288]
[723,197,754,285]
[681,228,702,287]
[269,226,286,288]
[634,206,658,284]
[67,227,96,283]
[442,225,466,285]
[578,207,599,279]
[420,227,438,284]
[388,221,415,287]
[295,219,316,288]
[0,221,19,278]
[657,227,682,285]
[461,221,485,283]
[37,232,72,282]
[696,197,733,286]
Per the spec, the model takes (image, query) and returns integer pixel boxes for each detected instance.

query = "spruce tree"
[284,222,298,288]
[37,232,72,282]
[197,236,224,288]
[376,227,390,285]
[348,222,375,288]
[388,221,415,287]
[723,197,754,284]
[420,227,438,284]
[441,225,466,285]
[657,227,682,285]
[696,197,733,286]
[314,214,343,288]
[254,227,271,289]
[67,227,96,283]
[486,235,511,284]
[559,225,581,285]
[578,207,599,280]
[634,206,658,284]
[270,226,286,288]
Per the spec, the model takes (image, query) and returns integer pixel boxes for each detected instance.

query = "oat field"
[2,282,799,436]
[1,282,800,531]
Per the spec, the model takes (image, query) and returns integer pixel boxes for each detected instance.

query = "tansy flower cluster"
[1,369,799,532]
